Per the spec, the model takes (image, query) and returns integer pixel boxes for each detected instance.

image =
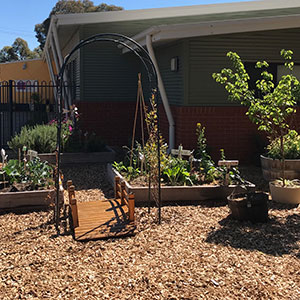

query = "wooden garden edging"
[66,180,79,228]
[114,176,135,222]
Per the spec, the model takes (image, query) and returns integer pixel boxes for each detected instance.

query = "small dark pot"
[227,192,269,223]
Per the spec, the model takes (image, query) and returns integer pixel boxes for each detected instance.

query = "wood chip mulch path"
[0,164,299,299]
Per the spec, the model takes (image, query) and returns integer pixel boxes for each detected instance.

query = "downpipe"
[146,34,175,151]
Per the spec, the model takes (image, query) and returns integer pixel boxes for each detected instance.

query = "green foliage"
[8,121,72,153]
[194,123,218,183]
[213,49,300,185]
[112,161,141,181]
[113,123,245,186]
[35,0,123,49]
[0,38,41,63]
[64,131,106,153]
[163,158,193,186]
[212,50,299,140]
[3,160,23,183]
[3,158,53,188]
[85,133,106,152]
[267,130,300,159]
[144,92,168,185]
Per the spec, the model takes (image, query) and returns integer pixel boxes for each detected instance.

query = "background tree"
[35,0,123,50]
[0,38,41,63]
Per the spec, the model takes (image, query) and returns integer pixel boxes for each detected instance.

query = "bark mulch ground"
[0,164,299,299]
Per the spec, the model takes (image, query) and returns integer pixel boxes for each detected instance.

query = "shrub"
[267,130,300,159]
[8,122,71,153]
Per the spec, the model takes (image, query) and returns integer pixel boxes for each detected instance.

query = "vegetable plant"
[3,157,54,189]
[163,158,193,186]
[213,49,300,186]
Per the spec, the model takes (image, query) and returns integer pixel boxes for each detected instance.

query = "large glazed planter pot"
[260,155,300,181]
[269,182,300,204]
[38,146,115,165]
[0,189,63,209]
[107,164,255,204]
[227,192,269,222]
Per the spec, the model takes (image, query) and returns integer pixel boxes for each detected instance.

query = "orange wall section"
[0,59,50,82]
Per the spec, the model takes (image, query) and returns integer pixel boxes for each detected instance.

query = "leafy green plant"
[3,159,23,183]
[25,158,54,188]
[213,49,300,186]
[267,130,300,159]
[3,157,53,189]
[112,161,141,181]
[163,158,193,186]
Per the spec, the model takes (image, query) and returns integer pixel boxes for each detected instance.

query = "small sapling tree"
[212,50,300,186]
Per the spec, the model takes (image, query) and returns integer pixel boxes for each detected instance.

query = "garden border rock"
[107,164,255,204]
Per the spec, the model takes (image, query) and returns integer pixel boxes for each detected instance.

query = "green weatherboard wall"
[76,25,300,107]
[187,27,300,106]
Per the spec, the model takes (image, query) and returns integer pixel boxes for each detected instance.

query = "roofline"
[125,13,300,49]
[0,58,43,65]
[55,0,300,27]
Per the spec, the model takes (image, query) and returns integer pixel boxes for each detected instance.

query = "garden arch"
[54,33,162,232]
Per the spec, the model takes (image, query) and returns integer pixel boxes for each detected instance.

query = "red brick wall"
[76,102,300,164]
[77,101,145,147]
[166,106,263,163]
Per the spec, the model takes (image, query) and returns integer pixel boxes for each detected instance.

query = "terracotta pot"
[227,192,269,222]
[269,181,300,204]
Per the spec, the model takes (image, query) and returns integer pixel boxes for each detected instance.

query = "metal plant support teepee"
[54,33,162,233]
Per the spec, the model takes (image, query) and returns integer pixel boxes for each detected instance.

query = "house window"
[244,62,278,95]
[277,65,300,82]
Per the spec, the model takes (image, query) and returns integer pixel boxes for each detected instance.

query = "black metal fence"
[0,80,57,149]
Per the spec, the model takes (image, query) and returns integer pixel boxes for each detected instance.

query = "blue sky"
[0,0,255,50]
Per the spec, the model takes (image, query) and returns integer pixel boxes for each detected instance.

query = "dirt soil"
[0,183,46,193]
[0,164,299,299]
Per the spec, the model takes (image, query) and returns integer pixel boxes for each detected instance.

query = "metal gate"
[0,80,57,149]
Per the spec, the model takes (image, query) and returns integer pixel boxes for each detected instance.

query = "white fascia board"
[128,14,300,48]
[56,0,300,27]
[44,17,57,56]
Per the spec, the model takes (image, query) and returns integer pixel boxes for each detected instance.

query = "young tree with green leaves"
[212,49,300,186]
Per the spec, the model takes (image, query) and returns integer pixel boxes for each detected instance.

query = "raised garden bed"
[0,189,64,209]
[107,164,255,203]
[38,146,115,165]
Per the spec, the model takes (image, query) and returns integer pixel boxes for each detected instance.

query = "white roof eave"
[123,13,300,51]
[55,0,300,27]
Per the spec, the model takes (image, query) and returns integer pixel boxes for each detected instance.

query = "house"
[0,59,55,148]
[44,0,300,163]
[0,58,50,83]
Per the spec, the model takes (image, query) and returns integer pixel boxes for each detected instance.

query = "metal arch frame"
[54,33,162,232]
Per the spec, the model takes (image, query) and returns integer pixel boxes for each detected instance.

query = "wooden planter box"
[0,189,63,209]
[107,164,255,204]
[38,146,115,165]
[260,155,300,181]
